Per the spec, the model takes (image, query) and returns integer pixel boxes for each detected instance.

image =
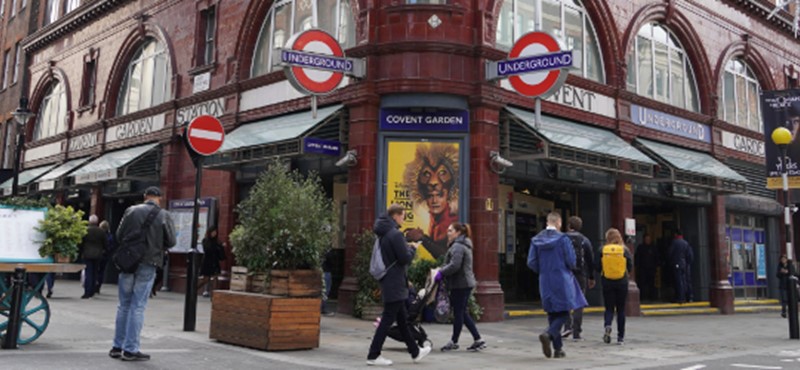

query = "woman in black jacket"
[436,222,485,352]
[198,227,226,297]
[777,254,795,318]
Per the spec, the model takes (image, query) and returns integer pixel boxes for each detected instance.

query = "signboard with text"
[630,104,710,143]
[0,206,49,263]
[379,108,469,132]
[487,31,572,98]
[303,137,341,156]
[762,89,800,189]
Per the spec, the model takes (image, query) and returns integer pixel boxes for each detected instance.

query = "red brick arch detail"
[620,3,714,115]
[488,0,621,86]
[28,67,72,138]
[714,40,777,94]
[102,22,178,119]
[234,0,362,81]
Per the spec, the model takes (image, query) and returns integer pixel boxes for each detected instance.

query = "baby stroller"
[386,268,439,348]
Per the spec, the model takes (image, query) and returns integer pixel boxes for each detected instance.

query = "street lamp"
[772,126,799,340]
[10,98,35,197]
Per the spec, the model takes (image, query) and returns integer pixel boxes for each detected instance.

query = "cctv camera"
[490,151,513,168]
[335,150,357,167]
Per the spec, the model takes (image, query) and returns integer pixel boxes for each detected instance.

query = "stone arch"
[620,2,714,114]
[28,66,72,138]
[102,20,178,119]
[712,38,775,121]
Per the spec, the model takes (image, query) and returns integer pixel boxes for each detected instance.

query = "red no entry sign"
[186,115,224,156]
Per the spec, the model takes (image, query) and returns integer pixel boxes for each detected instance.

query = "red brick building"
[12,0,800,321]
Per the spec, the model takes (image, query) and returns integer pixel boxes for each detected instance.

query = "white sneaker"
[414,345,431,363]
[366,356,393,366]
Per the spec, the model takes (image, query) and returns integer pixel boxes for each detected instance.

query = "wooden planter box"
[230,266,268,293]
[209,290,321,351]
[269,269,322,297]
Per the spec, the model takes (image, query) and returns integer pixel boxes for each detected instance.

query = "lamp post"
[772,126,799,340]
[10,98,35,197]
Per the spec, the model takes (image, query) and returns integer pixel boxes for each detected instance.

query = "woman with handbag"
[435,222,486,352]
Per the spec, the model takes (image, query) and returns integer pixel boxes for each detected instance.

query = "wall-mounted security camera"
[489,151,513,174]
[335,149,358,168]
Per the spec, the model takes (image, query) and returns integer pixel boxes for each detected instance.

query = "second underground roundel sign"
[281,29,350,95]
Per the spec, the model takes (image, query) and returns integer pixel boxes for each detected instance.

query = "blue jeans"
[113,264,156,353]
[546,311,570,350]
[84,258,100,297]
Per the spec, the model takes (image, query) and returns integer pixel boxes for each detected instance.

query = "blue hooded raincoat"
[527,229,588,313]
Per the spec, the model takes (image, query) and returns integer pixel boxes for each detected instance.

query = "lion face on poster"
[403,143,459,220]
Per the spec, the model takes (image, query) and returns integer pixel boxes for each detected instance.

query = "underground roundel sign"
[186,115,225,156]
[281,29,351,95]
[500,31,572,98]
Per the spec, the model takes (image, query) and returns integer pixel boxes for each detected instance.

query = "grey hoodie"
[439,235,476,290]
[373,213,416,303]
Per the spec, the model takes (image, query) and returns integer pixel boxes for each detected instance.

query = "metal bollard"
[2,267,26,349]
[789,275,799,340]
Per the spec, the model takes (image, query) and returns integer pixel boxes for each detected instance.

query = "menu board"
[0,205,50,262]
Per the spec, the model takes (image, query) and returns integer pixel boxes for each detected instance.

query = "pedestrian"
[79,214,107,299]
[598,228,633,345]
[321,247,335,315]
[110,186,176,362]
[562,216,595,341]
[635,234,658,301]
[366,204,431,366]
[777,254,796,318]
[198,227,226,298]
[669,229,694,303]
[527,212,587,359]
[97,220,116,295]
[435,222,486,352]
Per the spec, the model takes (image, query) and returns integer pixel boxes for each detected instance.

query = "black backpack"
[113,207,160,273]
[568,233,585,275]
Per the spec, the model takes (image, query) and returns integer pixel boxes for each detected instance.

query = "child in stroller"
[384,268,439,348]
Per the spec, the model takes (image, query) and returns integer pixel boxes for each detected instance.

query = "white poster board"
[0,205,50,262]
[168,198,215,253]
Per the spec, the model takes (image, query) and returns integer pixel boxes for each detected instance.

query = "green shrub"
[353,230,380,318]
[35,205,87,260]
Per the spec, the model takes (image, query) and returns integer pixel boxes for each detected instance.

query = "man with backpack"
[366,204,431,366]
[562,216,595,341]
[109,187,176,361]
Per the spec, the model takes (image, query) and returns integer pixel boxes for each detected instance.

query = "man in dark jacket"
[366,204,431,366]
[669,230,694,304]
[110,187,176,362]
[635,234,658,301]
[562,216,594,341]
[80,214,107,299]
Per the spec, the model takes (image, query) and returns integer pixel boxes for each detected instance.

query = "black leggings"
[449,287,480,343]
[602,279,628,340]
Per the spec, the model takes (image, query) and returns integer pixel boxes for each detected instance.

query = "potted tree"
[353,230,382,319]
[35,205,87,262]
[211,161,332,351]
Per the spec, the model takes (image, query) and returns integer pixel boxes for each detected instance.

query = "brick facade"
[14,0,800,321]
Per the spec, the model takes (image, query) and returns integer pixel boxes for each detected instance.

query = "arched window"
[34,80,68,141]
[117,38,171,116]
[626,23,699,112]
[251,0,356,77]
[495,0,604,83]
[719,59,761,132]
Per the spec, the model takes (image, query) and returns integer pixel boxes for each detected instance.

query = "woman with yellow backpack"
[597,228,633,345]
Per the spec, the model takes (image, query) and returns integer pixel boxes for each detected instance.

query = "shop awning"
[35,157,92,191]
[635,138,748,193]
[0,164,58,196]
[205,105,345,169]
[71,143,159,185]
[504,107,656,178]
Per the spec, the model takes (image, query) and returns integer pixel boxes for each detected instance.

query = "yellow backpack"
[601,244,626,280]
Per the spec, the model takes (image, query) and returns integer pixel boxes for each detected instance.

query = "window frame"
[1,49,10,90]
[79,49,99,110]
[627,23,700,112]
[3,120,14,169]
[493,0,605,83]
[12,43,20,85]
[10,0,16,17]
[251,0,356,77]
[196,5,218,67]
[719,58,762,132]
[116,38,172,116]
[33,80,68,141]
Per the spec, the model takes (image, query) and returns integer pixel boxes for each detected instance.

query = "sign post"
[280,29,365,117]
[182,115,224,332]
